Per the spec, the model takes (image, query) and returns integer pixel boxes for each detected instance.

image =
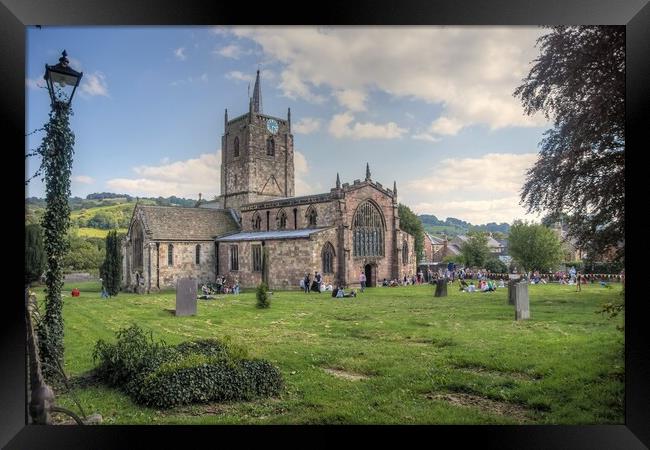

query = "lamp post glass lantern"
[43,50,83,107]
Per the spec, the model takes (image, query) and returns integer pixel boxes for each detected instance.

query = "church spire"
[365,162,371,181]
[252,69,262,113]
[336,172,341,189]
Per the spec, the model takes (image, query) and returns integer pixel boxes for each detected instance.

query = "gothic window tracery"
[234,136,240,157]
[402,241,409,264]
[322,242,335,274]
[352,201,385,257]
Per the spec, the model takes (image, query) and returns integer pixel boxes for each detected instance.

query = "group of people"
[200,276,240,297]
[458,278,504,293]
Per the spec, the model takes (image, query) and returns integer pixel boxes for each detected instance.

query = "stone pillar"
[514,282,530,320]
[508,280,517,305]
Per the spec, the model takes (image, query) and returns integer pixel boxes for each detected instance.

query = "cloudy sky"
[26,26,550,224]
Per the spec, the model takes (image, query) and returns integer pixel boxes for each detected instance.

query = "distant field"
[32,282,624,425]
[76,227,128,238]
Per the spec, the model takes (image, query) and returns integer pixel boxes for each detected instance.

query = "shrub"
[256,282,270,309]
[485,257,508,274]
[92,325,283,408]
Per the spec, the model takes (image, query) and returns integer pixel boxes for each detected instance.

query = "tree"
[514,26,624,263]
[25,224,46,286]
[398,203,424,263]
[459,232,490,268]
[485,257,508,274]
[508,220,563,274]
[100,230,123,296]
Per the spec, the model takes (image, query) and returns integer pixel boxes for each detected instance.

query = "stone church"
[122,71,416,292]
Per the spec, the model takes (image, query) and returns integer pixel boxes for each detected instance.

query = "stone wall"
[221,111,294,211]
[123,239,216,292]
[216,228,337,290]
[240,198,339,232]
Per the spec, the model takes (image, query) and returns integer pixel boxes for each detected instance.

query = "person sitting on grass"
[382,278,389,287]
[336,287,344,298]
[467,282,476,292]
[498,279,505,288]
[332,286,340,298]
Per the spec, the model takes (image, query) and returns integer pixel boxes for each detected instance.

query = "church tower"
[220,70,295,212]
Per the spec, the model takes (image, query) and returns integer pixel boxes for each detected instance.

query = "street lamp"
[43,50,83,107]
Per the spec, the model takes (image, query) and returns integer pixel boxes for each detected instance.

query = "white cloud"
[80,71,109,97]
[294,150,321,195]
[72,175,94,184]
[405,152,537,194]
[220,27,550,131]
[328,112,407,140]
[334,89,367,111]
[292,117,321,134]
[174,47,187,60]
[214,44,250,59]
[170,73,209,86]
[411,133,441,143]
[429,116,464,136]
[26,78,45,90]
[225,71,254,82]
[401,152,540,224]
[107,152,221,198]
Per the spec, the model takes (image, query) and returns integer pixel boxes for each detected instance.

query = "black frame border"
[2,0,648,448]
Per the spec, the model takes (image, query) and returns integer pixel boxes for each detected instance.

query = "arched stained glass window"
[277,209,287,230]
[168,244,174,266]
[196,244,201,264]
[233,136,240,157]
[402,241,409,264]
[252,212,262,230]
[352,201,385,257]
[322,242,335,274]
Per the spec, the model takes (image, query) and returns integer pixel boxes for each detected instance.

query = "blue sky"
[26,26,550,224]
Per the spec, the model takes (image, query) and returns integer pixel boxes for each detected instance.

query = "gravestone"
[434,278,448,297]
[514,282,530,320]
[176,277,197,317]
[507,274,521,305]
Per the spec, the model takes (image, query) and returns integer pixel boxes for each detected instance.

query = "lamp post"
[44,50,83,108]
[36,50,82,382]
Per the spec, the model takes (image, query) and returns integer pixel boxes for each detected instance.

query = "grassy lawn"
[31,281,624,425]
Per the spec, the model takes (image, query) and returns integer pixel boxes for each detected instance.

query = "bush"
[92,325,283,408]
[485,257,508,274]
[256,282,270,309]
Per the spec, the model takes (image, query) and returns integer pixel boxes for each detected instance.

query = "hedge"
[93,325,283,408]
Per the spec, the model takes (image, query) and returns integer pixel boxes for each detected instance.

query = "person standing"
[359,270,366,293]
[304,273,311,294]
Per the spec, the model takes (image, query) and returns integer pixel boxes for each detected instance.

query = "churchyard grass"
[31,281,624,424]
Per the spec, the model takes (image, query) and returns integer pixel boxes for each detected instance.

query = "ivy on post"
[28,51,83,381]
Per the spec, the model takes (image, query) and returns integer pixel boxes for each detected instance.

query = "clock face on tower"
[266,119,279,134]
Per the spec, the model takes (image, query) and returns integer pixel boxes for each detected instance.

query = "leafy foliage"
[31,104,75,380]
[92,325,283,408]
[485,257,508,274]
[62,229,105,272]
[398,203,424,263]
[100,230,123,296]
[25,224,46,285]
[459,232,490,268]
[508,220,563,273]
[514,26,624,262]
[256,282,270,309]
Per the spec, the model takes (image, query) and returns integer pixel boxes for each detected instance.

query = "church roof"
[136,205,239,241]
[216,227,329,242]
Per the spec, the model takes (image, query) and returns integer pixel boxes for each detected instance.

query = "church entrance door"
[364,264,375,288]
